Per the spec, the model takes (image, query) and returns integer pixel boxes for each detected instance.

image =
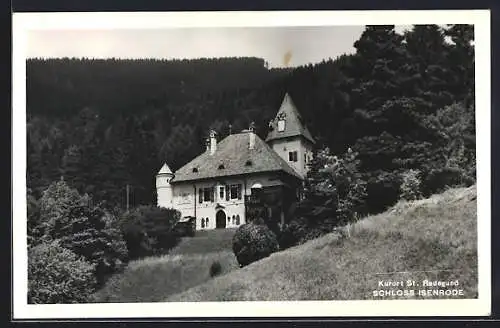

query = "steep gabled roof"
[171,131,302,183]
[265,93,315,144]
[158,163,173,175]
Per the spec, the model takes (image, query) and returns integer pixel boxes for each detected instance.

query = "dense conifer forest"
[26,24,475,215]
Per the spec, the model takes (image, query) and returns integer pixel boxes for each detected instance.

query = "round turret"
[156,163,174,208]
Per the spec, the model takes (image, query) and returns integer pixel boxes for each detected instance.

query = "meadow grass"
[91,228,239,302]
[166,185,477,301]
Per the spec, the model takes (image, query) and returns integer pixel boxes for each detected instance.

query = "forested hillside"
[26,24,475,215]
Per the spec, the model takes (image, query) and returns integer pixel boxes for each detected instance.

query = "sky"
[26,26,411,68]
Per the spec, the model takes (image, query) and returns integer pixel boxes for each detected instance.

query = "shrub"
[232,223,279,267]
[119,206,181,259]
[364,171,402,214]
[278,218,308,250]
[28,241,96,304]
[209,261,222,277]
[304,148,367,227]
[38,179,89,241]
[27,192,42,246]
[281,148,368,250]
[421,102,476,195]
[400,169,423,201]
[278,217,332,250]
[37,180,129,285]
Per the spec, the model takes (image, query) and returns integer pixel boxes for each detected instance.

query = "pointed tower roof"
[158,163,173,175]
[265,93,315,144]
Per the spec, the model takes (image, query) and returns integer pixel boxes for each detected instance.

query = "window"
[277,119,285,132]
[230,184,242,200]
[236,215,240,225]
[201,218,205,228]
[202,187,214,202]
[218,164,225,170]
[219,186,225,200]
[245,160,253,166]
[192,167,198,173]
[198,188,203,203]
[289,151,298,162]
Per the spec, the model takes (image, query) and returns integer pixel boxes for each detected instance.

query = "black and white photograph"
[12,10,491,318]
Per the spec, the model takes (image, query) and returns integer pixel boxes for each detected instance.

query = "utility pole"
[126,184,130,212]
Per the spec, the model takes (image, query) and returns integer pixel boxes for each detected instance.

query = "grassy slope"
[166,185,478,301]
[92,228,239,302]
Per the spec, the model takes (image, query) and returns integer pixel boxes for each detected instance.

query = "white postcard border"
[12,9,491,319]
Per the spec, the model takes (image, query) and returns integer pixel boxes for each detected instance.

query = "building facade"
[156,93,315,230]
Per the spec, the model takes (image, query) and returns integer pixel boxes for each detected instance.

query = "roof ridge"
[171,131,302,183]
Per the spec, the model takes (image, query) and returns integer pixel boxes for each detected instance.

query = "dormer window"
[276,112,286,132]
[277,119,285,132]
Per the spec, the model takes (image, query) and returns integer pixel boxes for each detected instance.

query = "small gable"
[266,93,315,144]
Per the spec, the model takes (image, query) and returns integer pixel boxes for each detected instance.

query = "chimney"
[209,130,217,155]
[249,122,256,150]
[205,137,210,152]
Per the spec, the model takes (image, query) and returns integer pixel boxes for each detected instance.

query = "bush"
[119,206,181,259]
[53,205,129,285]
[27,192,42,247]
[304,148,367,227]
[278,218,308,250]
[37,180,129,285]
[28,241,96,304]
[364,171,402,214]
[232,223,279,267]
[278,217,331,250]
[421,102,476,195]
[209,261,222,277]
[38,179,89,241]
[400,169,423,201]
[281,148,368,250]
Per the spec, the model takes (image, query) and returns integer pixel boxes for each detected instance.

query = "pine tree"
[27,190,42,246]
[445,24,475,108]
[159,124,199,171]
[38,180,128,285]
[298,147,367,231]
[403,25,454,111]
[27,134,43,197]
[61,145,85,193]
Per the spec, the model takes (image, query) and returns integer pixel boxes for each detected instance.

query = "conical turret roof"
[158,163,173,175]
[265,93,315,144]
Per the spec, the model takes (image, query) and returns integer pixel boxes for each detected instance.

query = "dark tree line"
[27,25,475,215]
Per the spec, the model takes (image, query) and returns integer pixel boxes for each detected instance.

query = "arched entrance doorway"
[216,210,227,229]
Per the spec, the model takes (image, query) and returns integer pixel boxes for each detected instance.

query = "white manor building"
[156,93,315,230]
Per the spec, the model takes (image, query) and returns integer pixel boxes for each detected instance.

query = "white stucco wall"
[164,172,284,230]
[156,174,174,208]
[270,137,313,178]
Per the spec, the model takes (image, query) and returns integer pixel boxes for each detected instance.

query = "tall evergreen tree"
[445,24,475,108]
[61,145,85,192]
